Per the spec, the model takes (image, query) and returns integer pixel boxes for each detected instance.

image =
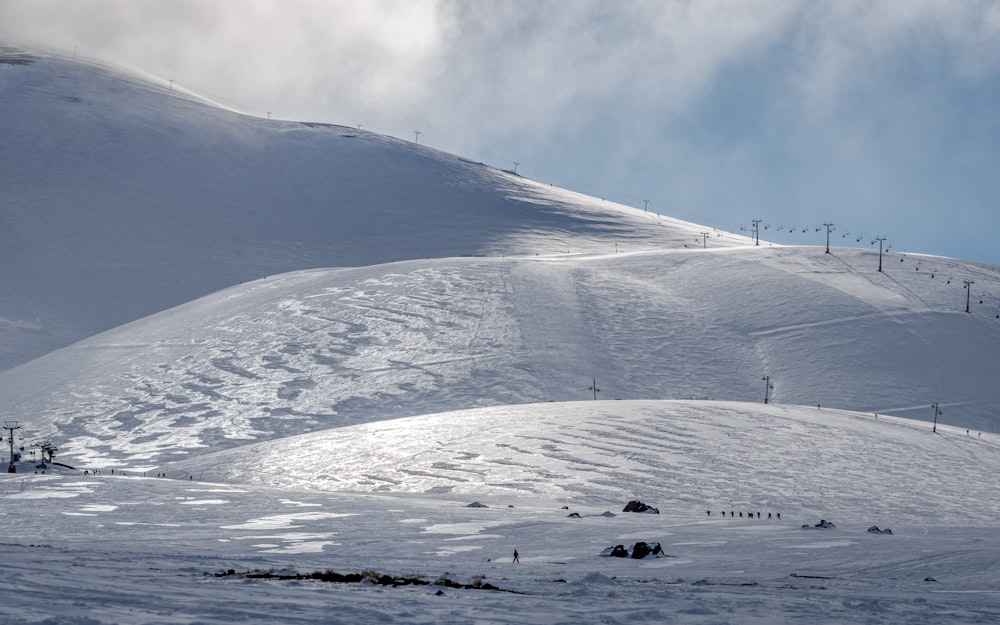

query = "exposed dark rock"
[803,519,835,529]
[214,568,519,592]
[608,544,629,558]
[623,500,659,514]
[630,541,663,559]
[603,542,664,559]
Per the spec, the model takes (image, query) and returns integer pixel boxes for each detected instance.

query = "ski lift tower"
[3,421,21,473]
[39,440,57,466]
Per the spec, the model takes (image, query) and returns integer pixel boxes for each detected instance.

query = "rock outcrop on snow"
[629,541,663,559]
[602,542,664,559]
[623,500,659,514]
[802,519,836,529]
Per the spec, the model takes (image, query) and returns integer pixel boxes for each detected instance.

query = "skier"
[513,549,520,564]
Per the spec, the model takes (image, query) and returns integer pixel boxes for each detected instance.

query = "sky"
[2,0,999,264]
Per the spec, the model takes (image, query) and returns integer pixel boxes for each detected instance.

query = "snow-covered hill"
[1,244,997,472]
[3,400,1000,624]
[162,399,1000,526]
[0,46,747,370]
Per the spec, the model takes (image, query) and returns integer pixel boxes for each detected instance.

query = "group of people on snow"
[707,510,780,520]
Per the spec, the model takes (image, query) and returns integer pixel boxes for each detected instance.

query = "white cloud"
[5,1,993,139]
[0,0,449,118]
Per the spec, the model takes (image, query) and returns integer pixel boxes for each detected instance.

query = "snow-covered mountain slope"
[1,245,997,471]
[0,46,748,370]
[163,399,1000,526]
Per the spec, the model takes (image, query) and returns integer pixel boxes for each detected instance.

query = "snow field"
[2,470,998,624]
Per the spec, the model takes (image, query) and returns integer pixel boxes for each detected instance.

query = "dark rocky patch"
[603,541,664,559]
[213,568,518,593]
[623,500,659,514]
[629,541,663,559]
[608,544,629,558]
[802,519,835,529]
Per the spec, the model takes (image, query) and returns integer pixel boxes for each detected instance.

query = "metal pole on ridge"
[589,378,600,401]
